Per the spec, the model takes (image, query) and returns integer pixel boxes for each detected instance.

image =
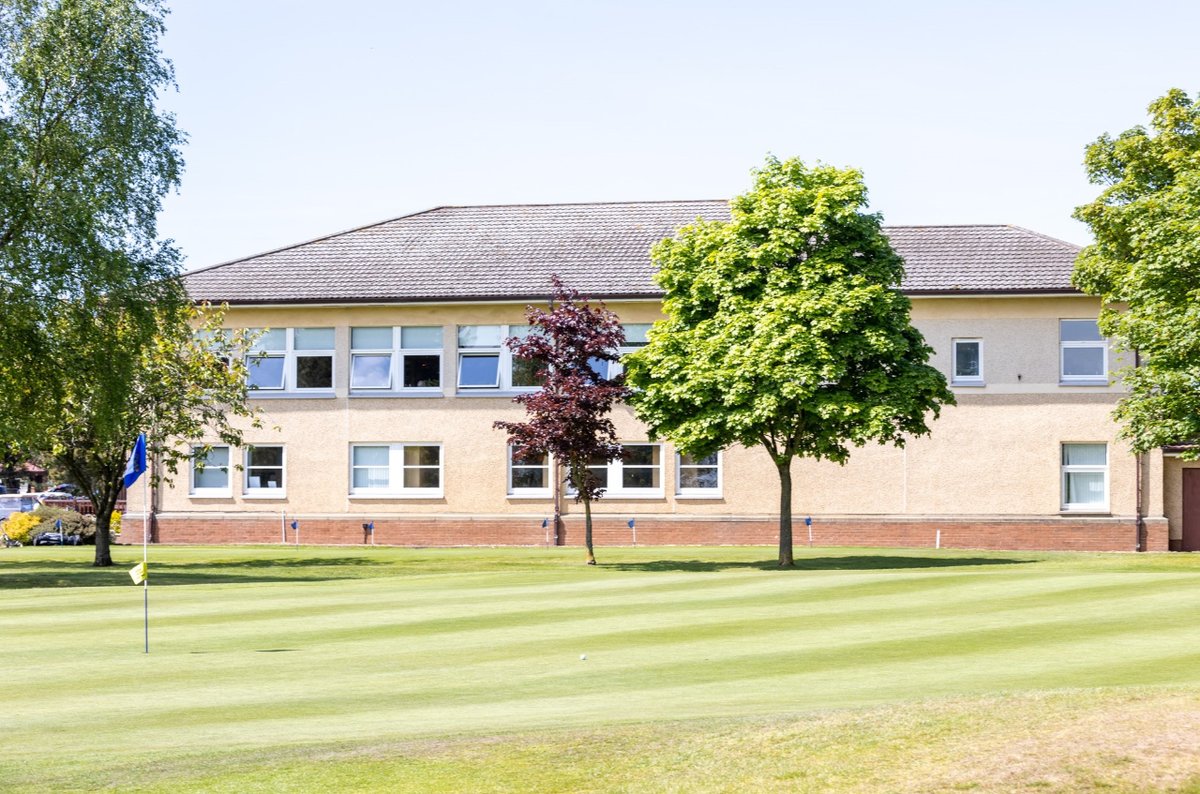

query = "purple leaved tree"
[494,276,632,564]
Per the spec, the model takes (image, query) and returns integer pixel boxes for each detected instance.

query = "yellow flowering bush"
[110,511,122,536]
[2,511,40,544]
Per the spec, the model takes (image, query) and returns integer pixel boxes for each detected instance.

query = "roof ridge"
[434,198,730,211]
[1001,224,1085,251]
[183,205,450,275]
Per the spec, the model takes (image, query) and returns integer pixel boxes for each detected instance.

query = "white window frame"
[246,327,335,393]
[507,446,552,498]
[606,323,652,380]
[951,338,984,385]
[572,443,664,498]
[675,450,723,498]
[456,325,553,391]
[1061,442,1108,512]
[190,444,231,497]
[350,326,443,393]
[1059,319,1108,384]
[243,445,286,499]
[349,443,444,498]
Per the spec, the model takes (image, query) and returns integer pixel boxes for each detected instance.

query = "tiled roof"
[182,201,1081,304]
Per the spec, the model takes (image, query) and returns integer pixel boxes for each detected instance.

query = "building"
[130,200,1188,552]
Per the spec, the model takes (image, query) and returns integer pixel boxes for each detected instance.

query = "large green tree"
[0,0,184,444]
[1073,89,1200,457]
[48,303,260,566]
[624,157,954,566]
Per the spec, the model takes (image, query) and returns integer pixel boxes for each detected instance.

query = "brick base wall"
[140,513,1158,552]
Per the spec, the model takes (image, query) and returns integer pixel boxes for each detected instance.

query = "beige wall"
[134,295,1136,525]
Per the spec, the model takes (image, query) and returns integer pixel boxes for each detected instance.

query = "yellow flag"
[129,561,146,585]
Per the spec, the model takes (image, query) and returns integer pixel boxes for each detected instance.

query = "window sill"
[349,390,445,399]
[243,492,288,500]
[952,380,985,388]
[596,492,666,500]
[455,389,539,398]
[189,492,232,499]
[507,492,553,500]
[676,492,725,500]
[1059,508,1111,516]
[249,390,337,400]
[348,492,445,500]
[1058,380,1110,387]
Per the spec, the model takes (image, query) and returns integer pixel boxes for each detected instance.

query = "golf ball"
[580,654,587,661]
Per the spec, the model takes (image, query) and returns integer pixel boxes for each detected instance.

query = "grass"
[3,544,1200,792]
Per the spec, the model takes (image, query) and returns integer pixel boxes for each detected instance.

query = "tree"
[494,277,632,564]
[46,301,261,567]
[624,157,954,566]
[0,0,184,445]
[1072,89,1200,457]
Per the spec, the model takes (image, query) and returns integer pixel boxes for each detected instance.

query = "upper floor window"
[594,323,651,380]
[1061,443,1107,511]
[952,338,983,385]
[350,326,442,392]
[246,328,334,392]
[457,325,546,390]
[1060,320,1107,384]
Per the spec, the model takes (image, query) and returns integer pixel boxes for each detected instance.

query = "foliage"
[1,509,39,543]
[0,0,185,446]
[625,156,954,565]
[45,303,261,565]
[110,510,121,537]
[494,276,632,564]
[1072,89,1200,456]
[30,504,91,537]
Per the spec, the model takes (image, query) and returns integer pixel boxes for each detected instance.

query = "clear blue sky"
[158,0,1200,269]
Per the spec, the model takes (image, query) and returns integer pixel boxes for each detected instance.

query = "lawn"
[3,544,1200,792]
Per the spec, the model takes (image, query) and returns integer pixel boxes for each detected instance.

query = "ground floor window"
[350,444,443,497]
[576,444,663,497]
[245,446,285,495]
[191,445,230,496]
[677,452,721,496]
[508,447,551,497]
[1061,443,1107,511]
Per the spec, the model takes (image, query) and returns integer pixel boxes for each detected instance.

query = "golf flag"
[290,521,298,531]
[627,518,636,529]
[129,561,147,584]
[123,433,147,488]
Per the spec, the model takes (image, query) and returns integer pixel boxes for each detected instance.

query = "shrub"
[31,506,94,542]
[2,511,41,544]
[110,511,122,537]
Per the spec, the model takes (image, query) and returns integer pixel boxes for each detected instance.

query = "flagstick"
[143,457,149,654]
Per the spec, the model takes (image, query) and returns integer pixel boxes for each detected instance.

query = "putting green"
[3,545,1200,792]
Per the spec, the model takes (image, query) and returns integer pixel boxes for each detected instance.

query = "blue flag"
[123,433,147,489]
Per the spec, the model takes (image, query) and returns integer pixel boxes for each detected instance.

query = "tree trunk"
[93,494,115,567]
[583,493,596,565]
[776,459,794,567]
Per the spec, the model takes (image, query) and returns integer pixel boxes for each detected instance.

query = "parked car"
[48,483,80,496]
[32,531,82,546]
[0,493,42,521]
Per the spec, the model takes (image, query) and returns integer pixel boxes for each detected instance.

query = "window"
[1060,320,1107,383]
[191,445,230,496]
[508,447,551,497]
[1061,443,1107,511]
[677,452,721,496]
[244,446,285,496]
[952,339,983,385]
[598,323,652,380]
[246,327,334,392]
[350,326,442,392]
[457,325,548,390]
[573,444,663,497]
[350,444,443,497]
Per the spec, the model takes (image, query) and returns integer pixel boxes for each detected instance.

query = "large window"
[350,326,442,392]
[244,446,285,496]
[574,444,663,497]
[1061,443,1107,511]
[952,339,983,385]
[1060,320,1107,384]
[457,325,549,390]
[246,327,334,393]
[191,445,230,496]
[594,323,652,380]
[676,452,722,497]
[508,447,551,497]
[350,444,443,497]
